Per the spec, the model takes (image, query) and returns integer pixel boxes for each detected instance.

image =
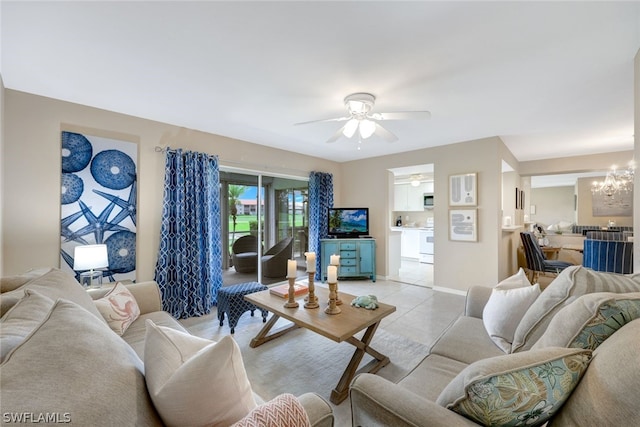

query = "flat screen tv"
[327,207,369,238]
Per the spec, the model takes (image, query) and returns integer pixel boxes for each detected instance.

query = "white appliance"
[419,228,434,264]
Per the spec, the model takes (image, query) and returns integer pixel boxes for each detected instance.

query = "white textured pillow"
[144,320,257,427]
[482,269,539,353]
[483,284,541,353]
[93,282,140,335]
[494,267,532,289]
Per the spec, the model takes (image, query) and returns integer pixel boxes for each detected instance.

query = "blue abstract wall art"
[60,131,138,282]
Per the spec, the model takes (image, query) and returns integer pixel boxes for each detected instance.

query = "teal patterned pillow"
[532,292,640,351]
[571,299,640,349]
[436,348,592,427]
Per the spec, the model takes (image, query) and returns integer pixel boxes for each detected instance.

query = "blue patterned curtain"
[154,149,223,319]
[308,171,334,279]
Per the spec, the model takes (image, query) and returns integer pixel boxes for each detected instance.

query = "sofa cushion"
[430,316,504,364]
[122,311,188,359]
[0,268,104,322]
[511,266,640,352]
[232,393,311,427]
[549,319,640,427]
[533,292,640,350]
[144,320,257,426]
[436,347,592,427]
[0,290,54,362]
[93,282,141,335]
[483,283,541,353]
[0,298,161,426]
[398,353,470,402]
[0,267,52,293]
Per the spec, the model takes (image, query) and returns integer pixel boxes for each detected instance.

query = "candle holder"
[304,272,319,309]
[325,281,341,315]
[284,277,299,308]
[326,280,343,305]
[335,281,343,305]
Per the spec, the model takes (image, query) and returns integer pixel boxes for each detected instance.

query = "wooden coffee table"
[244,286,396,404]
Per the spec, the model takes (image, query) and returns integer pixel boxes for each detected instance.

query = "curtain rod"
[154,145,311,178]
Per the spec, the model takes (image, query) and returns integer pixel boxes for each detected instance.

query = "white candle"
[327,265,337,283]
[287,259,297,278]
[330,254,340,266]
[305,252,316,273]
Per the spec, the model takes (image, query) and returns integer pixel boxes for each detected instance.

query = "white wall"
[1,90,340,279]
[342,137,505,293]
[530,186,575,227]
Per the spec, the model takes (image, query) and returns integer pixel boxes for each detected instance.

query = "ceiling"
[1,1,639,163]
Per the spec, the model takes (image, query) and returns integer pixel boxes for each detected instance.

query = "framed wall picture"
[449,209,477,242]
[449,173,477,206]
[60,130,138,283]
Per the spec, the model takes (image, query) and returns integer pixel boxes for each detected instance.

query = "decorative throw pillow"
[231,393,311,427]
[0,298,161,425]
[0,290,54,362]
[493,267,533,290]
[532,292,640,350]
[436,347,592,427]
[144,320,257,427]
[511,265,640,353]
[483,283,541,353]
[93,282,140,335]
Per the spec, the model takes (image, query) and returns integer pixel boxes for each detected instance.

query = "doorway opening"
[388,164,435,288]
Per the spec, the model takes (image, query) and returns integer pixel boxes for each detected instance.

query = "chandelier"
[591,163,635,206]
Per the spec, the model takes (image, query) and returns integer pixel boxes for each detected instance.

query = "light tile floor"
[180,277,465,426]
[387,258,434,288]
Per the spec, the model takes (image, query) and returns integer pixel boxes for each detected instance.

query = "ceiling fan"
[295,93,431,144]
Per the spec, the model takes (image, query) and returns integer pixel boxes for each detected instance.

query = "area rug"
[232,325,430,405]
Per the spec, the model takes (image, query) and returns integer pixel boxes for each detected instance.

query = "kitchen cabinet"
[394,183,428,211]
[400,228,421,259]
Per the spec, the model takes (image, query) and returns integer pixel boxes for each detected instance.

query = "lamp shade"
[73,244,109,271]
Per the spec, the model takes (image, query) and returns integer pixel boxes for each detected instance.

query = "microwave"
[423,194,434,209]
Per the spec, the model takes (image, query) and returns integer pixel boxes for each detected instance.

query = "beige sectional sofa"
[0,268,334,426]
[350,266,640,426]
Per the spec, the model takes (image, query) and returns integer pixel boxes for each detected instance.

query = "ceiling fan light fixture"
[343,118,359,138]
[359,119,376,139]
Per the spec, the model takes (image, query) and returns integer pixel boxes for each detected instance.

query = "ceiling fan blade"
[326,124,346,143]
[375,123,399,143]
[370,111,431,121]
[294,116,350,126]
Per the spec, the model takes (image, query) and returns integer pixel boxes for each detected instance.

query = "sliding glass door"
[221,171,308,285]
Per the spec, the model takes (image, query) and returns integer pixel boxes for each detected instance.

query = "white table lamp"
[73,244,109,288]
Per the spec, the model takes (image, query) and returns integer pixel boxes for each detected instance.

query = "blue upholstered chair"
[584,231,625,241]
[582,239,634,274]
[520,232,573,282]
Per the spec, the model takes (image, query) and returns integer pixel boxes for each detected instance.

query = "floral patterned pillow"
[93,282,140,335]
[436,347,592,426]
[532,292,640,351]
